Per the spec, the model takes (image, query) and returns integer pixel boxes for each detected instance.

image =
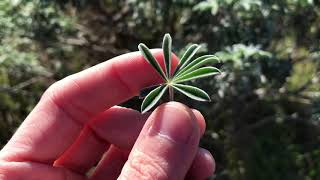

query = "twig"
[0,75,52,93]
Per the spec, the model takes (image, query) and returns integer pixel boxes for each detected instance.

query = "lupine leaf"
[176,55,220,77]
[139,33,222,112]
[173,67,221,83]
[176,55,213,76]
[163,33,172,78]
[138,43,166,80]
[172,84,211,101]
[141,85,168,113]
[139,85,159,99]
[174,44,201,75]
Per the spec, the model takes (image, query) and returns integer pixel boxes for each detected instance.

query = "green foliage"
[0,0,79,146]
[216,44,272,68]
[1,0,320,179]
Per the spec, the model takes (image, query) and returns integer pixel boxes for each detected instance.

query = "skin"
[0,50,215,180]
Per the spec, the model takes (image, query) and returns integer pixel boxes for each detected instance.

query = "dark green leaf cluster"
[138,34,221,113]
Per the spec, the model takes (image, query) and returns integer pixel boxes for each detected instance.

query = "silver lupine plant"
[138,33,221,113]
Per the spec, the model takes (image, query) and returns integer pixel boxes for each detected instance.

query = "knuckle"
[121,149,168,180]
[41,75,78,102]
[41,79,64,102]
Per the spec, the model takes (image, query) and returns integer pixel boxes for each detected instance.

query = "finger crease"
[67,78,96,118]
[85,125,108,144]
[111,62,137,96]
[47,91,84,129]
[128,148,168,179]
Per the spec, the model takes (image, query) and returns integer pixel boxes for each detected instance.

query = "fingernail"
[149,102,195,143]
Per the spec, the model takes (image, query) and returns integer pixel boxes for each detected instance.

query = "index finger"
[46,49,178,121]
[1,50,178,164]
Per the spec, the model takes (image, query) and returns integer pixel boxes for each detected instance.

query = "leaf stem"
[169,85,174,101]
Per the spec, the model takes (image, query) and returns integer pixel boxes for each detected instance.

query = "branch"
[0,75,52,93]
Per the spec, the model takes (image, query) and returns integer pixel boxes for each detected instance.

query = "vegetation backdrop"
[0,0,319,179]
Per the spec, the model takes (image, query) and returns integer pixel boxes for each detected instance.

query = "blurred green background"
[0,0,319,179]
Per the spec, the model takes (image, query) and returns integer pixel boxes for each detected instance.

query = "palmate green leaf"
[138,43,167,80]
[139,33,222,113]
[176,55,220,77]
[174,44,201,75]
[141,85,168,113]
[139,85,159,99]
[163,33,172,78]
[173,67,221,83]
[173,84,211,101]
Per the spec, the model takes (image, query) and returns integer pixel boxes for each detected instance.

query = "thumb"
[118,102,201,180]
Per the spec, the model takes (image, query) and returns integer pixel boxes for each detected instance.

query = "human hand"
[0,50,215,180]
